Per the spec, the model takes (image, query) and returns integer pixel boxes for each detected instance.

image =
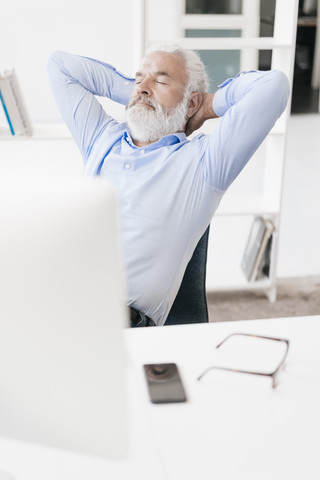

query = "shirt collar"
[123,130,187,150]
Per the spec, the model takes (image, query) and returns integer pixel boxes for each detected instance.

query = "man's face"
[126,51,190,145]
[131,51,188,109]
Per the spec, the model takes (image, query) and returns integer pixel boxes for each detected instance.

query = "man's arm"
[47,51,134,161]
[192,70,290,192]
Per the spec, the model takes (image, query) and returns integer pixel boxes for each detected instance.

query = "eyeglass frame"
[197,333,290,388]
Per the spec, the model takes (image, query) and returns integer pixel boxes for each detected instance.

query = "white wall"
[147,0,184,41]
[1,0,136,123]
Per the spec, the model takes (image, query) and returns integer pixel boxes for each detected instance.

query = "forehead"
[139,51,187,84]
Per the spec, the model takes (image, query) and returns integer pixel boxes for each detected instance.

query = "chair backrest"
[165,225,210,325]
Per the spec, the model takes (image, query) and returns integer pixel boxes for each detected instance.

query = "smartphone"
[143,363,187,404]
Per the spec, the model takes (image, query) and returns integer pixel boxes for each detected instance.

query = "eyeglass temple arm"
[197,365,274,382]
[216,333,290,349]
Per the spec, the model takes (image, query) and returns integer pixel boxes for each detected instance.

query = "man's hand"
[185,93,217,137]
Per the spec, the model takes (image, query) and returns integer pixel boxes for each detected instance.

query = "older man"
[48,45,289,327]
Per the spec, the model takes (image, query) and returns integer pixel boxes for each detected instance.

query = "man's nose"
[136,78,152,96]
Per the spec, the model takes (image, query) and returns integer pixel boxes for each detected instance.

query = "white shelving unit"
[143,0,299,302]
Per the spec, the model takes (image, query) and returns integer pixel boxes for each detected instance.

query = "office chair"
[164,225,210,325]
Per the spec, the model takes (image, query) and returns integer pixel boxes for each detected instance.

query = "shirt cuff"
[213,70,257,117]
[84,57,135,105]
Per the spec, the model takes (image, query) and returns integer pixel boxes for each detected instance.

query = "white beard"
[125,93,189,144]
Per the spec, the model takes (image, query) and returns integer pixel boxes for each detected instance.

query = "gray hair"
[146,44,209,94]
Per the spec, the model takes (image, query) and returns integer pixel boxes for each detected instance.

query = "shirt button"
[125,163,130,169]
[141,149,145,155]
[124,81,130,86]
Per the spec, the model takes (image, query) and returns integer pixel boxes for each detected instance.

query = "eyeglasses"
[197,333,290,388]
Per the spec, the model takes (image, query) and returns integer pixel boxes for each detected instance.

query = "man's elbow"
[47,51,66,73]
[270,70,290,113]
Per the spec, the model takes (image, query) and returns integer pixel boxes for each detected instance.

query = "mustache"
[126,95,158,110]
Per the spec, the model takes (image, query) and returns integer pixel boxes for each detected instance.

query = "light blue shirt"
[48,51,289,325]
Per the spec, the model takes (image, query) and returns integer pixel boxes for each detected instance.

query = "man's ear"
[186,92,202,119]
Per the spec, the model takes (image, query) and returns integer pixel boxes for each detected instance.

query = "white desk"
[125,315,320,480]
[1,315,320,480]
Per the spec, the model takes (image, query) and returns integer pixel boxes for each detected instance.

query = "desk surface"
[1,315,320,480]
[125,315,320,480]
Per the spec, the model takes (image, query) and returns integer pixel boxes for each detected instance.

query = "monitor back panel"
[0,175,128,459]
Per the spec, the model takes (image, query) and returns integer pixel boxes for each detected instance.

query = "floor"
[208,275,320,322]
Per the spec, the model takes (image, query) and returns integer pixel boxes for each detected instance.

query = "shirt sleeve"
[47,51,135,161]
[199,69,290,192]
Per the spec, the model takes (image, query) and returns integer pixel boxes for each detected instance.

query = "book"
[0,69,32,136]
[2,71,25,135]
[256,233,274,280]
[0,83,15,135]
[241,216,274,282]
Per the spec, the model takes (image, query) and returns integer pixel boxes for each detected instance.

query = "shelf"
[206,271,272,293]
[149,37,292,51]
[206,215,274,294]
[181,14,249,30]
[0,123,72,141]
[215,193,280,217]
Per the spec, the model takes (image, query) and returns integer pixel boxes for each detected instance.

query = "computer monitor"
[0,174,129,459]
